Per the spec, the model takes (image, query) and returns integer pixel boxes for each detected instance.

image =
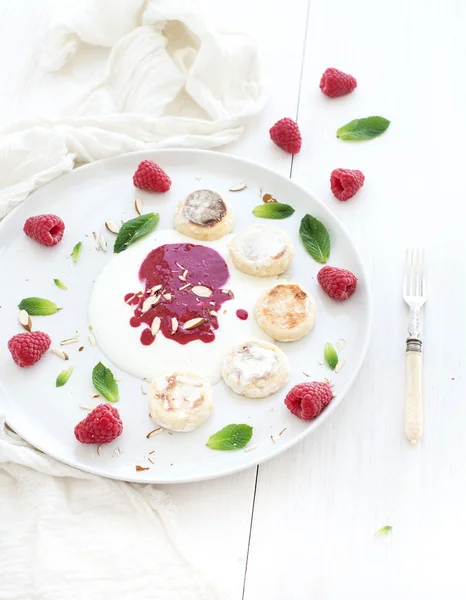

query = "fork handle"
[404,339,423,444]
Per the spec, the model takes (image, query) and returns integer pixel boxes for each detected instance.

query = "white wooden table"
[1,1,465,598]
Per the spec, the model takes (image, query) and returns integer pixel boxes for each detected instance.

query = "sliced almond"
[163,293,172,301]
[79,404,96,411]
[184,317,206,330]
[147,457,155,465]
[19,309,32,332]
[270,435,276,444]
[182,269,188,279]
[50,348,69,360]
[210,310,218,317]
[151,316,161,336]
[229,183,247,192]
[191,285,212,298]
[114,447,121,456]
[176,263,185,270]
[146,427,162,439]
[149,284,162,295]
[179,283,191,291]
[89,393,100,399]
[98,233,107,252]
[263,193,277,203]
[337,339,346,351]
[136,465,150,472]
[135,197,143,215]
[209,301,216,306]
[105,220,120,234]
[141,295,160,314]
[244,444,257,452]
[60,336,79,346]
[335,360,345,374]
[88,333,96,346]
[141,383,147,395]
[171,317,178,334]
[279,427,287,436]
[92,231,100,250]
[115,376,122,382]
[97,445,102,456]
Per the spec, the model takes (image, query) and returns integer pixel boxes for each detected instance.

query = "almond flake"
[210,310,218,317]
[263,193,277,203]
[191,285,212,298]
[151,316,161,336]
[317,360,324,366]
[114,447,121,456]
[334,360,345,374]
[337,339,346,351]
[146,427,162,438]
[141,295,160,314]
[147,457,155,465]
[163,293,172,301]
[19,309,32,332]
[184,317,206,330]
[97,445,102,456]
[209,301,216,306]
[270,435,276,444]
[98,233,107,252]
[182,269,188,279]
[135,465,149,472]
[50,348,69,360]
[60,336,79,346]
[88,333,96,346]
[135,197,143,215]
[105,220,120,234]
[78,346,84,352]
[141,383,147,395]
[303,371,310,378]
[323,377,333,385]
[79,404,95,411]
[171,317,178,334]
[115,376,122,382]
[148,450,156,455]
[176,263,185,270]
[178,275,186,282]
[195,175,202,181]
[89,393,100,399]
[244,444,257,452]
[149,284,162,295]
[92,231,100,250]
[179,283,191,291]
[229,183,247,192]
[279,427,287,436]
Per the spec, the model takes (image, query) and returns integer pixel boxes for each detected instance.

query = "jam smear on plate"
[236,309,248,320]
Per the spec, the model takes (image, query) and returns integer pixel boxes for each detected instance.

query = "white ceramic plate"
[0,150,371,483]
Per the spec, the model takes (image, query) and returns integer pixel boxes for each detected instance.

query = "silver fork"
[403,248,427,444]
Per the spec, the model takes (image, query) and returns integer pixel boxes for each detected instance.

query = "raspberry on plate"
[8,331,51,367]
[269,118,302,154]
[284,381,334,420]
[133,160,171,192]
[74,404,123,444]
[320,68,357,98]
[318,266,357,301]
[330,168,365,201]
[23,214,65,247]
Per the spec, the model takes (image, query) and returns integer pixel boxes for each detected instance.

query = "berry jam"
[125,243,233,346]
[236,309,248,320]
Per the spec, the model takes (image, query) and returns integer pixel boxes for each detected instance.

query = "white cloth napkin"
[0,0,265,219]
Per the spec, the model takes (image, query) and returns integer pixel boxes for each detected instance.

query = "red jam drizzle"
[236,309,248,320]
[125,243,233,346]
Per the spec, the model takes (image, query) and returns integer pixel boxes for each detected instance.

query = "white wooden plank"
[245,0,466,598]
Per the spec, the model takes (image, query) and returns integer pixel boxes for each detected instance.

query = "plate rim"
[0,148,372,484]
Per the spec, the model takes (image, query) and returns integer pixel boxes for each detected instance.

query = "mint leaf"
[337,116,390,141]
[253,203,295,220]
[56,367,74,387]
[299,215,330,263]
[53,279,67,291]
[207,424,253,450]
[324,342,338,370]
[114,213,159,253]
[18,297,60,316]
[375,525,393,536]
[92,362,119,402]
[71,242,82,263]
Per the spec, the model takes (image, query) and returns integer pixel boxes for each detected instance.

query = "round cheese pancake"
[254,282,316,342]
[227,224,293,276]
[174,189,234,241]
[222,339,290,398]
[149,371,213,432]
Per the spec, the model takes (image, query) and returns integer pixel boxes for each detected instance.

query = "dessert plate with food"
[0,150,371,483]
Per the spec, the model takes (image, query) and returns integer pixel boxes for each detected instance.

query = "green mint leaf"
[18,297,60,316]
[92,362,119,402]
[299,214,330,263]
[206,424,253,451]
[375,525,393,536]
[324,342,339,370]
[252,203,295,220]
[337,116,390,141]
[53,278,67,291]
[56,367,74,387]
[71,242,82,263]
[114,213,159,253]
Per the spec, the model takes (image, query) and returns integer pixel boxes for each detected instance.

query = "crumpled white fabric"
[0,418,222,600]
[0,0,265,219]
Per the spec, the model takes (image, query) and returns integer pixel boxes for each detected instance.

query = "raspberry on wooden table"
[285,381,334,420]
[269,118,302,154]
[23,214,65,247]
[330,168,365,201]
[319,68,357,98]
[317,266,357,301]
[74,404,123,444]
[133,160,171,192]
[7,331,51,367]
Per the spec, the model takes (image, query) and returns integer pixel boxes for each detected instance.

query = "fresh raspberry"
[23,214,65,247]
[269,118,302,154]
[318,266,357,301]
[330,168,365,201]
[74,404,123,444]
[284,381,334,420]
[320,68,357,98]
[7,331,51,367]
[133,160,171,192]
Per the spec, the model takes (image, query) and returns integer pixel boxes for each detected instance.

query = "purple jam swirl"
[125,243,233,346]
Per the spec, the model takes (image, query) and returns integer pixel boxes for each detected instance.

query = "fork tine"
[404,248,411,296]
[414,247,421,296]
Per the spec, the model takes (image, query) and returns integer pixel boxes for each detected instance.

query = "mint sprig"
[375,525,393,536]
[92,362,119,402]
[56,367,74,387]
[337,116,390,141]
[324,342,338,370]
[253,203,295,220]
[206,424,253,451]
[71,242,82,263]
[53,279,67,291]
[114,213,159,253]
[299,214,330,263]
[18,297,60,316]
